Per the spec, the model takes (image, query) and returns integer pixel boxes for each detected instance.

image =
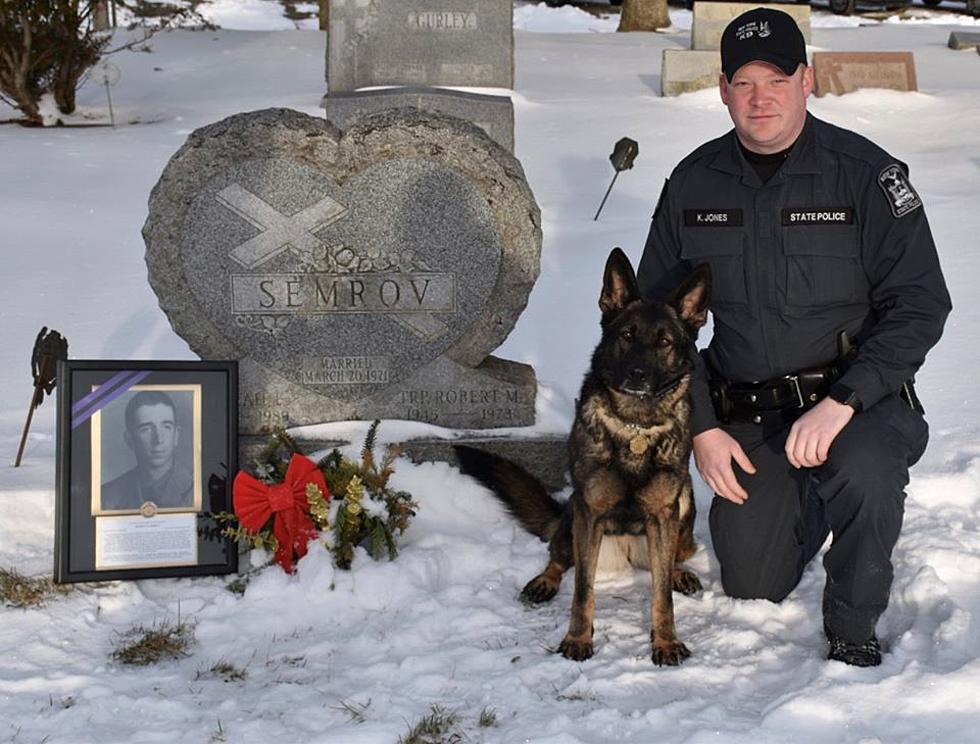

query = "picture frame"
[55,360,238,583]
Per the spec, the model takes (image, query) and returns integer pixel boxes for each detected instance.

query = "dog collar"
[651,373,688,400]
[592,409,671,457]
[620,372,689,401]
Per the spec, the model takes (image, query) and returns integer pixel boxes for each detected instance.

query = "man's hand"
[785,397,855,469]
[693,428,756,505]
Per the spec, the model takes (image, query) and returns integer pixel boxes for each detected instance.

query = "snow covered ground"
[2,3,980,742]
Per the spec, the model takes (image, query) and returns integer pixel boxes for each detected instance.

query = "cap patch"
[736,20,772,41]
[877,164,921,218]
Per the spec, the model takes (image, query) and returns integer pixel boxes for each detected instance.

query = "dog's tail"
[453,445,564,541]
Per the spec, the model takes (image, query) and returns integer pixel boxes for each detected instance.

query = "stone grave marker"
[326,0,513,93]
[662,2,811,97]
[813,52,917,98]
[947,31,980,50]
[661,49,721,97]
[143,108,542,436]
[323,87,514,152]
[691,2,811,51]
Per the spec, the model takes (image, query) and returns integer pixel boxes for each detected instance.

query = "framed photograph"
[55,360,238,582]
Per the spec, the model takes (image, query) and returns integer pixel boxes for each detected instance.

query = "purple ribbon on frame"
[71,370,153,430]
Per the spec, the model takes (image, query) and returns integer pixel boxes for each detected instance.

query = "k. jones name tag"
[683,209,743,227]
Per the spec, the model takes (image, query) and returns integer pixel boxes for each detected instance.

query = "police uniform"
[636,112,951,644]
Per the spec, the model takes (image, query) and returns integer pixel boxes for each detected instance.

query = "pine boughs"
[332,475,363,570]
[218,421,418,572]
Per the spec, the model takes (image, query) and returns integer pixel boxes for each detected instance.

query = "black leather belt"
[709,366,839,425]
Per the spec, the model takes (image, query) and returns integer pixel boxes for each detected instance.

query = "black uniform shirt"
[637,113,952,434]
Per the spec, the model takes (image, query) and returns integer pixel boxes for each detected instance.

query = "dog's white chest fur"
[596,535,650,573]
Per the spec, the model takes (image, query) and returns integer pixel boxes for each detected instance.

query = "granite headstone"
[144,108,542,435]
[661,49,722,97]
[691,2,811,52]
[947,31,980,50]
[813,52,917,97]
[327,0,513,93]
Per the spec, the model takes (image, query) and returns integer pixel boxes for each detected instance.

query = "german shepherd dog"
[455,248,710,666]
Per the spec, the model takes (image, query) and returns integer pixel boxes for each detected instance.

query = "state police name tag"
[878,164,922,218]
[782,208,854,226]
[683,209,743,227]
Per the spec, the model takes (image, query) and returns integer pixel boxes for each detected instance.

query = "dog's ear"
[599,248,640,321]
[670,263,711,332]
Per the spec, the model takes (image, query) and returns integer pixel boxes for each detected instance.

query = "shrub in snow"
[0,1,109,125]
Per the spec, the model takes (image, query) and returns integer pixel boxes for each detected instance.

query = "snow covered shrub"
[0,1,109,125]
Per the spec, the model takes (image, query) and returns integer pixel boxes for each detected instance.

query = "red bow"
[233,454,329,573]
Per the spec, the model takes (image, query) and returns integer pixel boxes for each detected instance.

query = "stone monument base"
[240,431,569,492]
[240,354,537,434]
[322,87,515,153]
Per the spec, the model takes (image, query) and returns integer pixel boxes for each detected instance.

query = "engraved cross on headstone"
[218,183,349,269]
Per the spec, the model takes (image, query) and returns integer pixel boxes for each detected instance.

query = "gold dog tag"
[629,435,649,455]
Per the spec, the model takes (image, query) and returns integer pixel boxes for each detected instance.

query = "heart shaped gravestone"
[144,108,542,434]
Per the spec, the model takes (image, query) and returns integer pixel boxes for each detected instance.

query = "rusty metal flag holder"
[14,328,68,467]
[594,137,639,221]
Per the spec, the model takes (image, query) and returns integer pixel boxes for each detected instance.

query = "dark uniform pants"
[708,394,929,644]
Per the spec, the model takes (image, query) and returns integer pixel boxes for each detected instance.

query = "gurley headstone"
[327,0,514,93]
[144,108,542,434]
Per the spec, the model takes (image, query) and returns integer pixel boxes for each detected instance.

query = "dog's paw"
[672,569,702,596]
[558,636,594,661]
[651,640,690,667]
[521,574,560,604]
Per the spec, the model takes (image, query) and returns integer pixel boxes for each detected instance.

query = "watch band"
[828,382,862,413]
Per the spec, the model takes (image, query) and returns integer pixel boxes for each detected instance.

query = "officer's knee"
[820,443,908,522]
[720,565,799,603]
[825,414,913,493]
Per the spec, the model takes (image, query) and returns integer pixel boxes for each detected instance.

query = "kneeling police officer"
[637,8,951,666]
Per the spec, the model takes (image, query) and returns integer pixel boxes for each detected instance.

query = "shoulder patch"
[877,164,922,218]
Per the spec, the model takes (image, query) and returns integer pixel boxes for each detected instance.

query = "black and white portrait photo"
[92,386,202,513]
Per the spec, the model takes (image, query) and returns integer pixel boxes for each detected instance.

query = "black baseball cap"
[721,8,807,83]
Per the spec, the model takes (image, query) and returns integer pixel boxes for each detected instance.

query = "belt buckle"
[784,374,805,409]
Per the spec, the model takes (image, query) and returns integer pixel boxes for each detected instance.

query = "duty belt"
[709,366,839,425]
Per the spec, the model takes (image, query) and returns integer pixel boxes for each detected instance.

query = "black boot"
[825,626,882,667]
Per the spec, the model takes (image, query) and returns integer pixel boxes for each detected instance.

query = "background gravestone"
[143,108,542,437]
[947,31,980,50]
[691,2,811,51]
[322,1,515,152]
[661,2,811,97]
[661,50,721,97]
[813,52,917,97]
[326,0,513,93]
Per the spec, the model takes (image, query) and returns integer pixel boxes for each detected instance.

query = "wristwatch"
[828,382,863,413]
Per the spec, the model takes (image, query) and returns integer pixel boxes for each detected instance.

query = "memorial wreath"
[216,421,418,573]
